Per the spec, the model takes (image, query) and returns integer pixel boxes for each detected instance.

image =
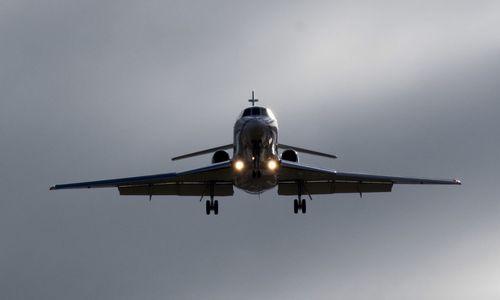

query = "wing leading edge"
[50,162,234,196]
[171,144,233,161]
[278,143,337,159]
[277,161,460,195]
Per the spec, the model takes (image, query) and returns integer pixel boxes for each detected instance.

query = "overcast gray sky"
[1,0,500,299]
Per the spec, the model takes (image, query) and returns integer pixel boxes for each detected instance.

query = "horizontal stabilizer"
[171,144,233,161]
[278,143,337,159]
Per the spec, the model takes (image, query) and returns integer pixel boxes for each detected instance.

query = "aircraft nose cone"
[243,119,267,142]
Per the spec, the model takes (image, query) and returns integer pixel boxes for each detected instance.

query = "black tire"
[293,199,299,214]
[214,200,219,215]
[301,199,306,214]
[206,200,211,215]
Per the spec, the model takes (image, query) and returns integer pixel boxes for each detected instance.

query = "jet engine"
[212,150,230,164]
[280,149,299,163]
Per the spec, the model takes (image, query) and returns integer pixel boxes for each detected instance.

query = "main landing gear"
[293,199,306,214]
[293,181,310,214]
[206,198,219,215]
[203,182,219,215]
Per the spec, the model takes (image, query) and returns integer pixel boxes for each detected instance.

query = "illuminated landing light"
[234,160,245,171]
[267,160,278,171]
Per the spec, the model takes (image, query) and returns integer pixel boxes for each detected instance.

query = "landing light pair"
[233,160,278,171]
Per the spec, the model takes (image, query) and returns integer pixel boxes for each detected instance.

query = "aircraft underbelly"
[234,172,277,194]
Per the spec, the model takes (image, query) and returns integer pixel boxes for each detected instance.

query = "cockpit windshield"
[240,107,275,119]
[242,108,252,117]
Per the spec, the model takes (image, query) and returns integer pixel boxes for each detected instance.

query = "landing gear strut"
[293,181,309,214]
[252,170,262,179]
[251,140,262,179]
[204,182,219,215]
[206,198,219,215]
[293,199,306,214]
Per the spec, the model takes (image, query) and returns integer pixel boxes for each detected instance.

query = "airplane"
[50,92,461,215]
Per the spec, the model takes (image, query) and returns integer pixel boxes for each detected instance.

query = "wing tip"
[49,186,56,191]
[454,178,462,185]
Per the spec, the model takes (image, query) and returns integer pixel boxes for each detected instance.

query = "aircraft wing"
[50,162,235,196]
[277,161,461,195]
[171,144,233,161]
[278,143,337,159]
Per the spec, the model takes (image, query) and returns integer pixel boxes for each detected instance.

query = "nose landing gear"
[251,140,262,179]
[252,170,262,179]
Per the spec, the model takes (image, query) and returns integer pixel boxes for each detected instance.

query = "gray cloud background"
[1,0,500,299]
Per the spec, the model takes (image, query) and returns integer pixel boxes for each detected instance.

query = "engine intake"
[280,149,299,163]
[212,150,230,164]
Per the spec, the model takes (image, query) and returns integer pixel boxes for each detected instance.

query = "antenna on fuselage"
[248,90,259,106]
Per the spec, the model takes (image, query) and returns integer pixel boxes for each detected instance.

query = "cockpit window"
[242,108,252,117]
[239,107,274,118]
[266,108,275,119]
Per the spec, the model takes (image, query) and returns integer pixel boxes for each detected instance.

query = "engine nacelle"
[280,149,299,163]
[212,150,230,164]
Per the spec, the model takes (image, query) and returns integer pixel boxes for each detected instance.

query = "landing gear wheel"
[214,200,219,215]
[293,199,299,214]
[206,200,211,215]
[301,199,306,214]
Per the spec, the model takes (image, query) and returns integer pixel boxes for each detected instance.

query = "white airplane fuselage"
[233,107,279,193]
